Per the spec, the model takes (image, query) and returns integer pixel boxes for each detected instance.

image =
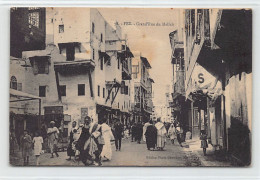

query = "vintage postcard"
[9,8,252,167]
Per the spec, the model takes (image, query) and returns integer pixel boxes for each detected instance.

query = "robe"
[155,122,167,148]
[145,124,157,149]
[142,122,150,142]
[100,123,114,160]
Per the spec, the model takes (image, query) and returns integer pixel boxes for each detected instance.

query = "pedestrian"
[76,116,92,166]
[135,121,143,144]
[176,123,183,147]
[168,124,176,145]
[142,121,150,142]
[40,123,47,152]
[100,118,114,161]
[66,121,77,161]
[47,121,59,158]
[32,131,43,166]
[20,129,32,166]
[10,128,17,155]
[155,118,167,151]
[114,118,124,151]
[131,123,137,142]
[89,118,104,166]
[145,120,157,151]
[200,130,208,156]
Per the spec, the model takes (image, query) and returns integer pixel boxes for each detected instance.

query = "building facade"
[171,9,252,165]
[19,8,134,137]
[131,52,154,123]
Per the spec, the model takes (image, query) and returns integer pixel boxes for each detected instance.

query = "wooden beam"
[105,85,114,103]
[55,70,61,101]
[111,86,120,105]
[10,98,39,102]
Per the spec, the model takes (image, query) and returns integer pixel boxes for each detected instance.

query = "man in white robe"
[155,118,167,150]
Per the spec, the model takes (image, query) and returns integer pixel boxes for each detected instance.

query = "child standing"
[33,131,43,166]
[20,130,32,166]
[200,130,208,156]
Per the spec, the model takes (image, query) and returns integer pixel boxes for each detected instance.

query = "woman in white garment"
[100,118,114,161]
[142,121,150,142]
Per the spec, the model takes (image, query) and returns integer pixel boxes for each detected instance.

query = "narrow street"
[10,138,203,167]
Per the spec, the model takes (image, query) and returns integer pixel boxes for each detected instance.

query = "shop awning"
[10,89,41,102]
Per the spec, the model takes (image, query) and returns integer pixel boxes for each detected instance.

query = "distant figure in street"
[40,123,48,152]
[10,129,17,155]
[20,130,32,166]
[47,121,59,158]
[135,121,143,144]
[32,131,43,166]
[168,124,176,145]
[66,121,77,161]
[131,123,137,142]
[76,116,92,166]
[114,118,124,151]
[176,123,183,147]
[145,120,157,150]
[142,121,150,142]
[100,118,114,161]
[200,130,208,156]
[155,118,167,151]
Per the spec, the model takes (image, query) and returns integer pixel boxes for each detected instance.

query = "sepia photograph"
[9,7,252,167]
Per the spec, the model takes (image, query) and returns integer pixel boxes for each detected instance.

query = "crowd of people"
[11,115,209,166]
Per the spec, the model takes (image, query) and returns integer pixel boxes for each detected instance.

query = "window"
[39,86,46,97]
[28,12,39,28]
[93,49,95,60]
[59,25,64,33]
[97,85,100,97]
[10,76,17,90]
[60,85,66,96]
[101,33,103,42]
[78,84,85,96]
[66,45,75,61]
[92,22,95,33]
[37,60,48,74]
[103,88,105,98]
[112,92,114,99]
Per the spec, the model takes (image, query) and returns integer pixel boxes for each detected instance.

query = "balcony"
[54,59,95,73]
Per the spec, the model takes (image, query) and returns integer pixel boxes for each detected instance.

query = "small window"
[118,102,119,108]
[60,85,66,96]
[97,85,100,97]
[101,33,103,42]
[103,88,105,98]
[39,86,46,97]
[10,76,17,90]
[78,84,85,96]
[112,92,114,99]
[28,12,39,28]
[37,60,49,74]
[59,25,64,33]
[92,22,95,33]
